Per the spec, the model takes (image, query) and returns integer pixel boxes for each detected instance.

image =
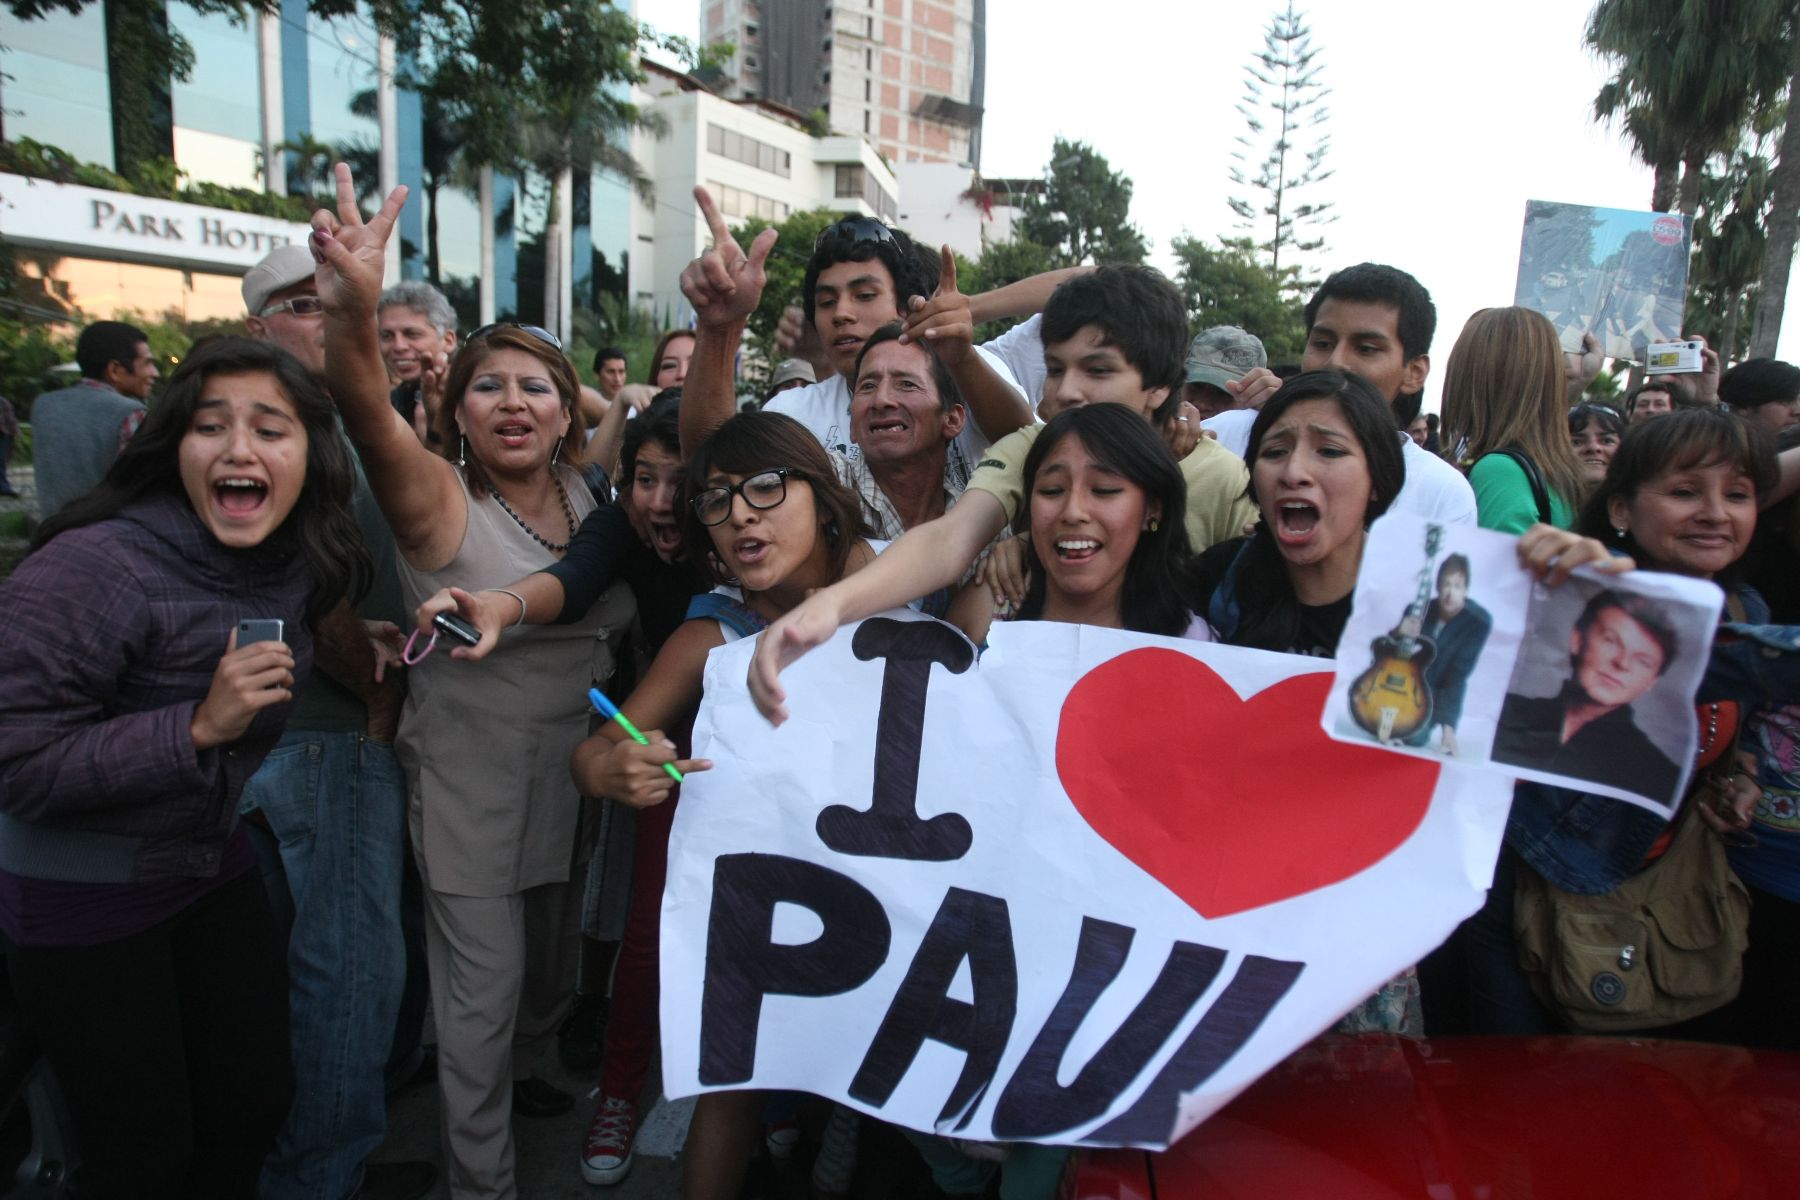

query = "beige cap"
[242,244,318,316]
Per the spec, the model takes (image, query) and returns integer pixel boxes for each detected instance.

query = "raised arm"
[969,265,1091,325]
[903,246,1033,442]
[582,383,654,485]
[747,490,1008,723]
[677,186,778,455]
[312,163,464,567]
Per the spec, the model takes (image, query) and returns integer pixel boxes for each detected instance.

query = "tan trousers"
[422,823,591,1199]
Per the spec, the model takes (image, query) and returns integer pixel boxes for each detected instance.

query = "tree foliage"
[1017,138,1147,267]
[1169,235,1306,364]
[1585,0,1800,355]
[728,207,847,393]
[1229,1,1334,288]
[1686,150,1771,362]
[1587,0,1792,215]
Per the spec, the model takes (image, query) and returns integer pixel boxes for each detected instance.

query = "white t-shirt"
[982,314,1045,411]
[1198,414,1477,528]
[1200,408,1257,458]
[1397,436,1478,526]
[766,317,1045,478]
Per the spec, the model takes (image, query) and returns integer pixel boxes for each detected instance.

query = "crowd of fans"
[2,162,1799,1200]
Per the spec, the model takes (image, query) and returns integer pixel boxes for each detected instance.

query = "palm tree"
[1752,22,1800,357]
[1587,0,1791,215]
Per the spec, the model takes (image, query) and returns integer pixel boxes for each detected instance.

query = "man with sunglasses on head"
[239,247,434,1200]
[676,186,1079,467]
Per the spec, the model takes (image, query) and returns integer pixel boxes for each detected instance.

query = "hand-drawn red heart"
[1056,648,1439,918]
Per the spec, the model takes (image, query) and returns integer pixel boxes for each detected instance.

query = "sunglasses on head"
[467,322,564,351]
[815,216,897,251]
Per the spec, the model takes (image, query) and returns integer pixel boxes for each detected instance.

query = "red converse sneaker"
[580,1095,637,1186]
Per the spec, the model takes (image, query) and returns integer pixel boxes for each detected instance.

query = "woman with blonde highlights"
[1442,306,1589,531]
[310,165,634,1197]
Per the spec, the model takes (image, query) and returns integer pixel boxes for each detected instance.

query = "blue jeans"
[241,730,407,1200]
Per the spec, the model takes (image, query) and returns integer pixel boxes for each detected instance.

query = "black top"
[541,503,702,653]
[1191,536,1353,658]
[1491,684,1683,802]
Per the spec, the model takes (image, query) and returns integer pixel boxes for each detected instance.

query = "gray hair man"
[378,281,458,445]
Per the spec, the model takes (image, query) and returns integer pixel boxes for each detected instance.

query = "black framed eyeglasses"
[690,468,797,526]
[467,322,563,351]
[815,216,896,251]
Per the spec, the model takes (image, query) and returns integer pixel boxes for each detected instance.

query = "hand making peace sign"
[679,185,780,330]
[308,162,409,319]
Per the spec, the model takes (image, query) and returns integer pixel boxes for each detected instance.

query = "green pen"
[589,686,684,783]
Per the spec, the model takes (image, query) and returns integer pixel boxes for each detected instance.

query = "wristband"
[482,588,528,628]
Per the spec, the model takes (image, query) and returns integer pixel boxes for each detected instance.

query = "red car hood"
[1070,1034,1800,1200]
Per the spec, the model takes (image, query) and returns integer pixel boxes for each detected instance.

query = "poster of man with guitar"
[1403,553,1492,756]
[1347,524,1490,753]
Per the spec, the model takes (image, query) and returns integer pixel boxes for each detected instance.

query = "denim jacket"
[1506,584,1780,895]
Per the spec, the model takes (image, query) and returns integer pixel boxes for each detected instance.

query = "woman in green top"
[1441,306,1588,532]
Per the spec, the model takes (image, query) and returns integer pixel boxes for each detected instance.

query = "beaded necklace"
[492,474,576,554]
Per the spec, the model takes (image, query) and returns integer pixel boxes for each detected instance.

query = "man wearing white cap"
[238,246,433,1200]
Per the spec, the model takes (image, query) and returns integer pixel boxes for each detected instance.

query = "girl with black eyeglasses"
[568,409,880,1195]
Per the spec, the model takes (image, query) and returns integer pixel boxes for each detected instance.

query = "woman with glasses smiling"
[310,166,636,1197]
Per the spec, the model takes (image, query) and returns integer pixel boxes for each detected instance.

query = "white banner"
[661,614,1514,1149]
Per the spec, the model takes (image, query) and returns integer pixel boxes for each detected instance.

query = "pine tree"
[1228,1,1334,291]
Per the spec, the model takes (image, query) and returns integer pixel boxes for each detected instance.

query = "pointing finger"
[938,244,958,295]
[694,185,734,251]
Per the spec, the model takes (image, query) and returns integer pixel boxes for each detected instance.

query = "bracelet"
[482,588,528,628]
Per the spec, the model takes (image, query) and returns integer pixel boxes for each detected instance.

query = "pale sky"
[637,0,1792,408]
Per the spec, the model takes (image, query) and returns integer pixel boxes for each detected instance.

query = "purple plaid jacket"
[0,496,314,882]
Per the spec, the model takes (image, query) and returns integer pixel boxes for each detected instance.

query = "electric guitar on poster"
[1349,524,1444,742]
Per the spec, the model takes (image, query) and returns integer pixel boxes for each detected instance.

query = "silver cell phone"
[237,619,285,645]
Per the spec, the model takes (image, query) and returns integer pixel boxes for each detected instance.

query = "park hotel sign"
[1,173,313,275]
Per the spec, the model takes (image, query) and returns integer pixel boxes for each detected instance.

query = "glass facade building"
[1,0,632,327]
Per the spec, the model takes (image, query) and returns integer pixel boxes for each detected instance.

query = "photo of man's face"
[1437,569,1468,619]
[1570,605,1667,709]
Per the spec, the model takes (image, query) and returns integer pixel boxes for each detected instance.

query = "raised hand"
[1160,400,1201,459]
[678,185,778,330]
[417,351,449,435]
[309,161,408,318]
[900,246,974,367]
[1563,331,1604,393]
[1226,366,1282,410]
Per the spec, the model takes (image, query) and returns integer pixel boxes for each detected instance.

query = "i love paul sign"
[660,614,1514,1149]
